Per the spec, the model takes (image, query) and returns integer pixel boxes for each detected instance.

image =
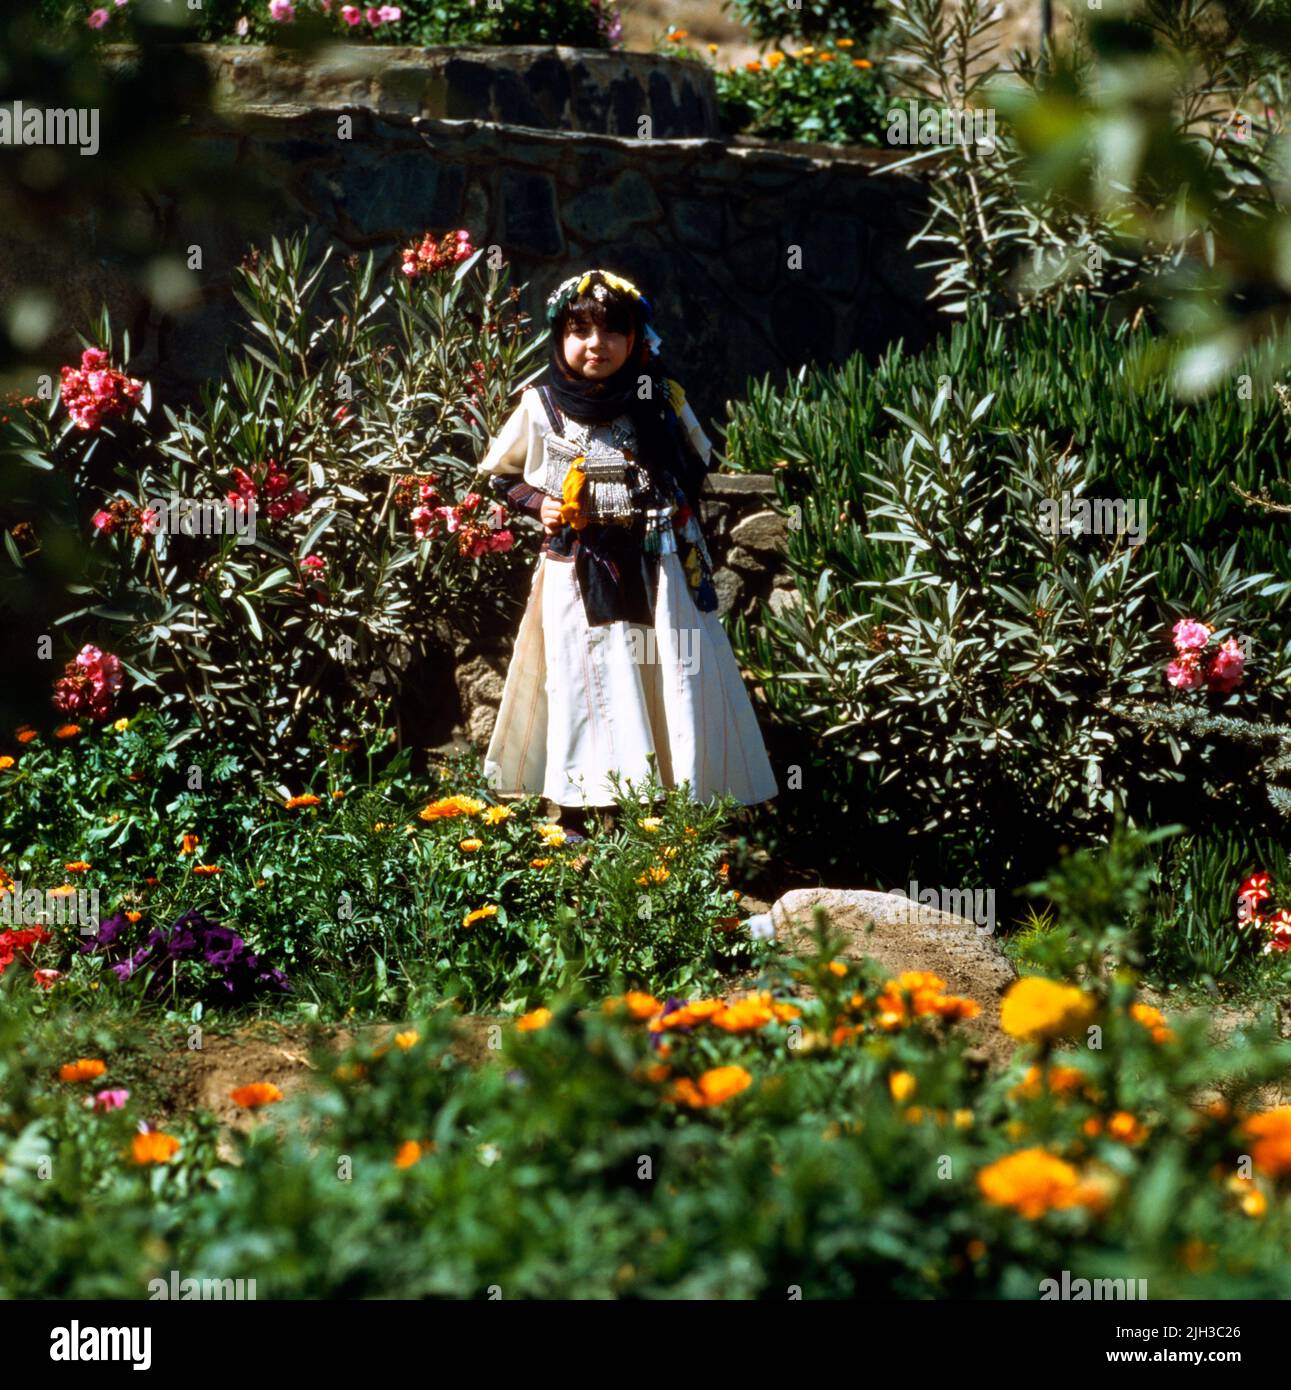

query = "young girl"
[474,267,778,833]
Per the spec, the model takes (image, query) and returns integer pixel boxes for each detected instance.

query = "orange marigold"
[976,1147,1086,1219]
[230,1082,284,1109]
[60,1058,107,1082]
[517,1007,552,1032]
[284,793,321,809]
[131,1131,181,1165]
[1241,1106,1291,1178]
[394,1140,423,1169]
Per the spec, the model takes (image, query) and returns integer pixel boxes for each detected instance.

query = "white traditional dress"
[474,384,779,810]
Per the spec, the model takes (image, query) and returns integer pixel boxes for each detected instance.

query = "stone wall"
[100,42,722,137]
[112,100,940,435]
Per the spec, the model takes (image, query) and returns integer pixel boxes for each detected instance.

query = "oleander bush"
[6,831,1291,1298]
[1,231,546,777]
[722,303,1291,897]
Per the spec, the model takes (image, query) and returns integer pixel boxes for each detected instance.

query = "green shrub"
[0,709,762,1013]
[713,42,892,146]
[722,303,1291,889]
[7,837,1291,1298]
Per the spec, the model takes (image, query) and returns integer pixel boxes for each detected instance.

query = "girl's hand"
[539,496,564,534]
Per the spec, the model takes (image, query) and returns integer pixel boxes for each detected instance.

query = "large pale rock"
[768,887,1018,1067]
[730,509,788,554]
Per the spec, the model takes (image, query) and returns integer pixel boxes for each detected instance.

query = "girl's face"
[562,315,633,380]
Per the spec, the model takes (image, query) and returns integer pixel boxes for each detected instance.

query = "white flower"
[745,913,775,941]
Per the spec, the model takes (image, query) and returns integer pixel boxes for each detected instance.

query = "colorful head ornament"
[545,268,662,356]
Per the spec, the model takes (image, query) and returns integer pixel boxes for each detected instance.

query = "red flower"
[59,348,143,431]
[51,644,124,721]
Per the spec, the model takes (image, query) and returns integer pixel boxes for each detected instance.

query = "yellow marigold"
[48,883,76,897]
[529,858,553,869]
[419,795,485,821]
[481,805,512,825]
[131,1131,181,1165]
[1129,1000,1174,1043]
[113,717,130,732]
[54,724,81,739]
[517,1007,553,1032]
[64,860,91,872]
[835,37,855,47]
[230,1082,283,1109]
[0,756,13,770]
[16,726,38,743]
[459,838,484,852]
[638,817,663,832]
[954,1109,975,1129]
[394,1030,419,1050]
[1000,977,1097,1043]
[180,833,200,855]
[797,45,816,55]
[60,1058,107,1083]
[373,822,388,832]
[707,42,717,54]
[827,960,848,977]
[334,1062,367,1082]
[331,790,345,800]
[683,826,697,836]
[766,51,785,66]
[976,1147,1085,1219]
[284,793,321,809]
[637,865,670,886]
[1243,1188,1268,1218]
[192,864,222,876]
[394,1140,423,1169]
[889,1071,917,1103]
[536,824,567,845]
[462,904,499,928]
[1241,1106,1291,1178]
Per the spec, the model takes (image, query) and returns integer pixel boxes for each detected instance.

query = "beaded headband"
[545,268,662,356]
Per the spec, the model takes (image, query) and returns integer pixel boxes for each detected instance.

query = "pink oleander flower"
[1166,650,1204,690]
[268,0,295,20]
[236,16,250,34]
[1206,636,1246,693]
[399,229,476,279]
[87,8,110,28]
[377,4,402,18]
[341,3,362,22]
[1172,617,1213,652]
[91,510,114,532]
[87,1087,130,1112]
[59,347,143,431]
[52,644,124,721]
[301,554,326,574]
